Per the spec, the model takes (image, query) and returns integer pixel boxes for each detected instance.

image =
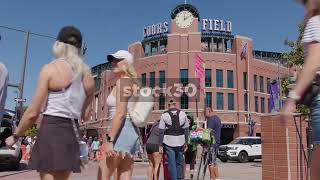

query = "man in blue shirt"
[205,107,221,180]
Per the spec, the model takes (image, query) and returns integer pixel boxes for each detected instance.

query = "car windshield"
[229,139,241,144]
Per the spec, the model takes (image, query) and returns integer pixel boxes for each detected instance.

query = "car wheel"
[219,157,228,162]
[238,151,248,163]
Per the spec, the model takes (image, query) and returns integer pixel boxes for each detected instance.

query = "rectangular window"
[141,73,146,87]
[261,97,265,113]
[205,69,212,87]
[228,93,235,110]
[268,98,271,113]
[267,78,271,94]
[244,93,248,111]
[205,92,212,108]
[180,69,188,86]
[216,69,223,88]
[260,76,264,92]
[159,93,165,110]
[150,72,155,88]
[243,72,248,90]
[255,96,259,112]
[159,71,166,88]
[254,75,258,91]
[227,70,234,88]
[216,92,224,110]
[180,92,189,109]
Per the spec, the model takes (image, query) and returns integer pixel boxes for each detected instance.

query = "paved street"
[0,160,261,180]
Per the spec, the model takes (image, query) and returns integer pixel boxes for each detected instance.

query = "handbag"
[190,128,215,145]
[128,87,154,127]
[297,77,320,106]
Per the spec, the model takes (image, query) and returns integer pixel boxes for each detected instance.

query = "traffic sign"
[14,98,26,102]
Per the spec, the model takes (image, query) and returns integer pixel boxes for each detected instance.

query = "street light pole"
[18,30,30,109]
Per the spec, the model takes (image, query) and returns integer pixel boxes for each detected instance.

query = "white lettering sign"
[143,22,169,38]
[202,18,232,33]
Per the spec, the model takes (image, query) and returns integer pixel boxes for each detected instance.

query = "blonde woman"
[98,50,140,180]
[6,26,94,180]
[283,0,320,179]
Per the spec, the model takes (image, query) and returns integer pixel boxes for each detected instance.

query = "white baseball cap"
[107,50,133,64]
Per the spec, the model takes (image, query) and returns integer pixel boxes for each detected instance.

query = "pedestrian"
[97,50,141,180]
[87,136,93,159]
[205,107,221,180]
[159,99,189,180]
[6,26,95,180]
[146,119,162,180]
[282,1,320,179]
[91,137,100,161]
[0,62,8,123]
[185,113,197,179]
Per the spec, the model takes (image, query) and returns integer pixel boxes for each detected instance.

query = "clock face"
[175,10,194,28]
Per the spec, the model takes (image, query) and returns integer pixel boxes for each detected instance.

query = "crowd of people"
[1,1,320,180]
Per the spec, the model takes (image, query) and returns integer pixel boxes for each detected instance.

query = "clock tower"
[167,4,202,109]
[170,4,200,34]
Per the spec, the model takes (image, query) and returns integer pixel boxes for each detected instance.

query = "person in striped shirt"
[283,1,320,179]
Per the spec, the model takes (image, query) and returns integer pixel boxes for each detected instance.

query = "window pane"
[180,92,189,109]
[254,75,258,91]
[261,97,265,113]
[150,72,155,88]
[159,93,165,110]
[260,76,264,92]
[268,98,271,113]
[206,92,212,108]
[228,93,234,110]
[227,70,234,88]
[243,72,248,90]
[244,93,248,111]
[159,71,166,88]
[255,96,259,112]
[216,69,223,88]
[205,69,212,87]
[267,78,271,94]
[180,69,188,86]
[141,73,147,87]
[216,92,224,110]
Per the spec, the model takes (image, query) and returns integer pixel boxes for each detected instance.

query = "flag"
[195,53,205,95]
[270,80,279,112]
[241,42,248,60]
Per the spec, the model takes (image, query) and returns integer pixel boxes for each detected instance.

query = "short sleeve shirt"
[302,16,320,60]
[207,115,222,145]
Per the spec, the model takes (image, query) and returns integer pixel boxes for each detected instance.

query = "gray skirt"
[29,115,81,173]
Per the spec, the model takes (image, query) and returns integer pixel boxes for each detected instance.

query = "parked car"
[0,114,22,170]
[218,136,261,163]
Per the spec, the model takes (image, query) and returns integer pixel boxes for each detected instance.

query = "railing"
[253,50,287,66]
[144,48,167,57]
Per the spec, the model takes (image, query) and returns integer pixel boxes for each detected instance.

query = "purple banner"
[270,80,279,112]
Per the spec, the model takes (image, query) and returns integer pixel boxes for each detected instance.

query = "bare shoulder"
[83,70,95,95]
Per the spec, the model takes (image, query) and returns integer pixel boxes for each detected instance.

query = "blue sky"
[0,0,303,110]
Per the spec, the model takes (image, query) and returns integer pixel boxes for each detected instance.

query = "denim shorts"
[311,95,320,144]
[113,118,141,155]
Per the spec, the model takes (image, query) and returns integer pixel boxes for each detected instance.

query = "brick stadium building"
[81,4,288,144]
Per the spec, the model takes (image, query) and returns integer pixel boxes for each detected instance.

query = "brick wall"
[261,113,308,180]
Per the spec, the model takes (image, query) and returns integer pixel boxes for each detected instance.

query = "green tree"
[282,24,310,114]
[25,125,38,138]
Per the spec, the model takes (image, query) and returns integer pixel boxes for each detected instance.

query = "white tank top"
[106,90,135,121]
[43,60,86,119]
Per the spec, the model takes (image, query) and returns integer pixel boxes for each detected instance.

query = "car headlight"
[228,147,238,150]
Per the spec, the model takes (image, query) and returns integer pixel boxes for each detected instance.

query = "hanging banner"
[270,80,279,112]
[195,53,205,95]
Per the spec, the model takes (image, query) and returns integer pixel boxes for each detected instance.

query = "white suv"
[218,137,261,163]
